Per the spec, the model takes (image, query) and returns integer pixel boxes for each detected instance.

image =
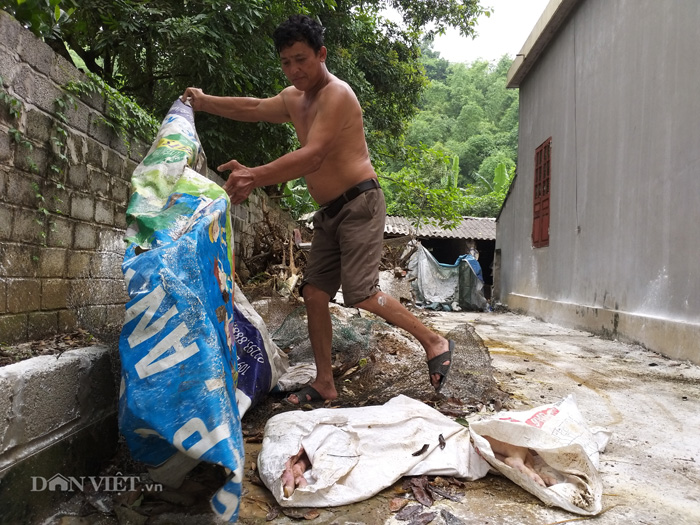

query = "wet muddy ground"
[39,305,700,525]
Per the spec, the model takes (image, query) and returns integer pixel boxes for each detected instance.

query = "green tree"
[454,101,489,142]
[405,112,456,147]
[459,162,514,217]
[419,39,450,82]
[381,144,465,229]
[476,152,515,191]
[2,0,77,44]
[3,1,485,168]
[450,133,494,184]
[420,80,451,114]
[381,44,519,221]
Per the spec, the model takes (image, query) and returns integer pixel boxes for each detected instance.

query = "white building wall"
[497,0,700,363]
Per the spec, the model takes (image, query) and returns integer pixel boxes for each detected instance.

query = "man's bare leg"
[286,284,338,404]
[353,291,450,390]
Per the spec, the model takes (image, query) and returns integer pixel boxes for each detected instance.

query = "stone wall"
[0,13,300,521]
[0,11,297,345]
[0,11,146,344]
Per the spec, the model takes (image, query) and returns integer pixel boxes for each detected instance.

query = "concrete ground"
[238,310,700,525]
[434,311,700,525]
[31,309,700,524]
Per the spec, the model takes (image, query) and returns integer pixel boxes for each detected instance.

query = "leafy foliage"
[379,144,466,229]
[279,178,317,218]
[407,53,518,186]
[381,47,519,221]
[2,1,485,170]
[63,72,159,146]
[2,0,77,40]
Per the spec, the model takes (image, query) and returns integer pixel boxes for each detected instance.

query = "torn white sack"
[257,395,490,508]
[469,394,611,515]
[258,394,610,516]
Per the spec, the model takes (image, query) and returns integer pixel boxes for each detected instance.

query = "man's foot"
[284,383,337,406]
[426,339,454,392]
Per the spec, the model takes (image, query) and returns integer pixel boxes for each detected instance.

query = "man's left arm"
[221,84,350,203]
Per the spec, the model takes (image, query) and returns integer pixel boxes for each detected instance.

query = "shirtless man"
[181,14,453,404]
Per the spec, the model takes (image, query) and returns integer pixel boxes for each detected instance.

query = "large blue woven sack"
[119,99,244,522]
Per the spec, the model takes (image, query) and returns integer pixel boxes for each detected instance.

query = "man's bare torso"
[282,75,377,205]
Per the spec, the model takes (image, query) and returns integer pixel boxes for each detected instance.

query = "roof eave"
[506,0,583,89]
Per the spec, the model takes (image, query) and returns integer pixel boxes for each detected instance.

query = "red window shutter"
[533,138,551,248]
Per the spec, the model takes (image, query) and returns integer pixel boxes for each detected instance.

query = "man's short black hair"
[273,14,325,54]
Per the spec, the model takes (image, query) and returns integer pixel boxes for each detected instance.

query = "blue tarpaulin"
[119,99,244,522]
[407,242,488,310]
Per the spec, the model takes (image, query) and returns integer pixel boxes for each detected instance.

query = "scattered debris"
[389,497,410,512]
[408,477,434,507]
[0,329,99,367]
[408,510,437,524]
[441,508,466,525]
[280,507,320,520]
[29,255,511,523]
[395,504,424,520]
[427,483,462,503]
[265,505,281,521]
[412,444,430,456]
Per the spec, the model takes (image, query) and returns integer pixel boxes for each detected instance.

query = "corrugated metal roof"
[385,216,496,240]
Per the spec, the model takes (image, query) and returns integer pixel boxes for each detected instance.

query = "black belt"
[321,178,380,218]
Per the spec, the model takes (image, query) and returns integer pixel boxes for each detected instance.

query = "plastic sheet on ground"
[118,99,244,521]
[257,394,609,515]
[407,242,488,310]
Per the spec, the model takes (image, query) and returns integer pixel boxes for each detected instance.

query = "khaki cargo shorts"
[300,187,385,306]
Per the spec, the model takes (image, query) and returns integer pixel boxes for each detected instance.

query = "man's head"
[273,15,325,54]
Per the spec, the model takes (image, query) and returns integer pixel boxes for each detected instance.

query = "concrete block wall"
[0,11,297,345]
[0,346,117,472]
[0,346,119,523]
[0,11,147,344]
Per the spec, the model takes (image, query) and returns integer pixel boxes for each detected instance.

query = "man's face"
[279,40,326,91]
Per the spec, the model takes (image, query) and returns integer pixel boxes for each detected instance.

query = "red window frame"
[532,137,551,248]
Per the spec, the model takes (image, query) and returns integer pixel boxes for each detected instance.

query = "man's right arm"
[181,87,291,124]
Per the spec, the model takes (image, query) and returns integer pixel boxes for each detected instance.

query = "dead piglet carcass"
[281,448,311,497]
